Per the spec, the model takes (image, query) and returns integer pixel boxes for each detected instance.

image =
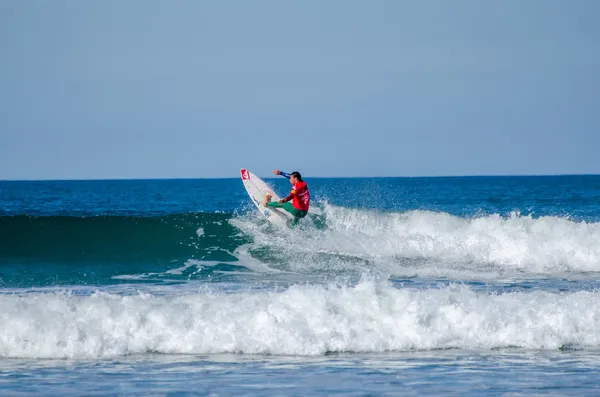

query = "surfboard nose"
[241,169,250,180]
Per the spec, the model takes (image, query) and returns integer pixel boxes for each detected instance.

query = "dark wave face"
[0,213,247,287]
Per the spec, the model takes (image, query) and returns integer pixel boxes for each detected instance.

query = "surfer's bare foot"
[263,194,272,206]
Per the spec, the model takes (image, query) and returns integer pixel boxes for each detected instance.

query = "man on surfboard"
[263,170,310,227]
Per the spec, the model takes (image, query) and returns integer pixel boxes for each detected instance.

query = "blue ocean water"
[1,175,600,395]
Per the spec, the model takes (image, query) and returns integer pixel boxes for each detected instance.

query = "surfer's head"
[290,171,302,183]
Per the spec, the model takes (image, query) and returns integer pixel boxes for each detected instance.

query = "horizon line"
[1,173,599,182]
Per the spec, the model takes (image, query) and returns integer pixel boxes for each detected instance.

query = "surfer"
[263,170,310,227]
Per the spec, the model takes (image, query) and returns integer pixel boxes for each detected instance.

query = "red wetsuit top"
[282,181,310,211]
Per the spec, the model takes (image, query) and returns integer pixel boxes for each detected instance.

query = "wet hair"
[290,171,303,181]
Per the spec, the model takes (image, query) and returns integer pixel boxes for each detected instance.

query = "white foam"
[231,204,600,276]
[2,281,600,359]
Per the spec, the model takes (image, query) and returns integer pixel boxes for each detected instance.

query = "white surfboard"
[240,168,292,228]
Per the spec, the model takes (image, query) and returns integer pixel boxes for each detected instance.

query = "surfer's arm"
[280,188,297,204]
[273,170,291,179]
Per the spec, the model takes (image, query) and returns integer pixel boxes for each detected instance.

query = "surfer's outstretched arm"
[272,170,291,179]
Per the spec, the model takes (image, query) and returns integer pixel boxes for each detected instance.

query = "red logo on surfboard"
[241,169,250,180]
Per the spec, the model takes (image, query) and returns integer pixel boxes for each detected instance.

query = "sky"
[1,0,599,180]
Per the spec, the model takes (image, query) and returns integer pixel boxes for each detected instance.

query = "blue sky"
[1,1,599,180]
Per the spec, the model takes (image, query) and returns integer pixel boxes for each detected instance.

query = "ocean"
[1,175,600,396]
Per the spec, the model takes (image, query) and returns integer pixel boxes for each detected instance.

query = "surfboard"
[240,169,293,228]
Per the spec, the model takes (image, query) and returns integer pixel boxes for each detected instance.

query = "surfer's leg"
[295,210,308,224]
[281,203,308,227]
[265,201,282,208]
[281,202,299,215]
[290,217,299,227]
[290,212,307,227]
[264,201,301,227]
[265,201,296,212]
[264,201,307,226]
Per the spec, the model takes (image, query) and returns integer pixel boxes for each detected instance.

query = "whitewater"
[2,281,600,359]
